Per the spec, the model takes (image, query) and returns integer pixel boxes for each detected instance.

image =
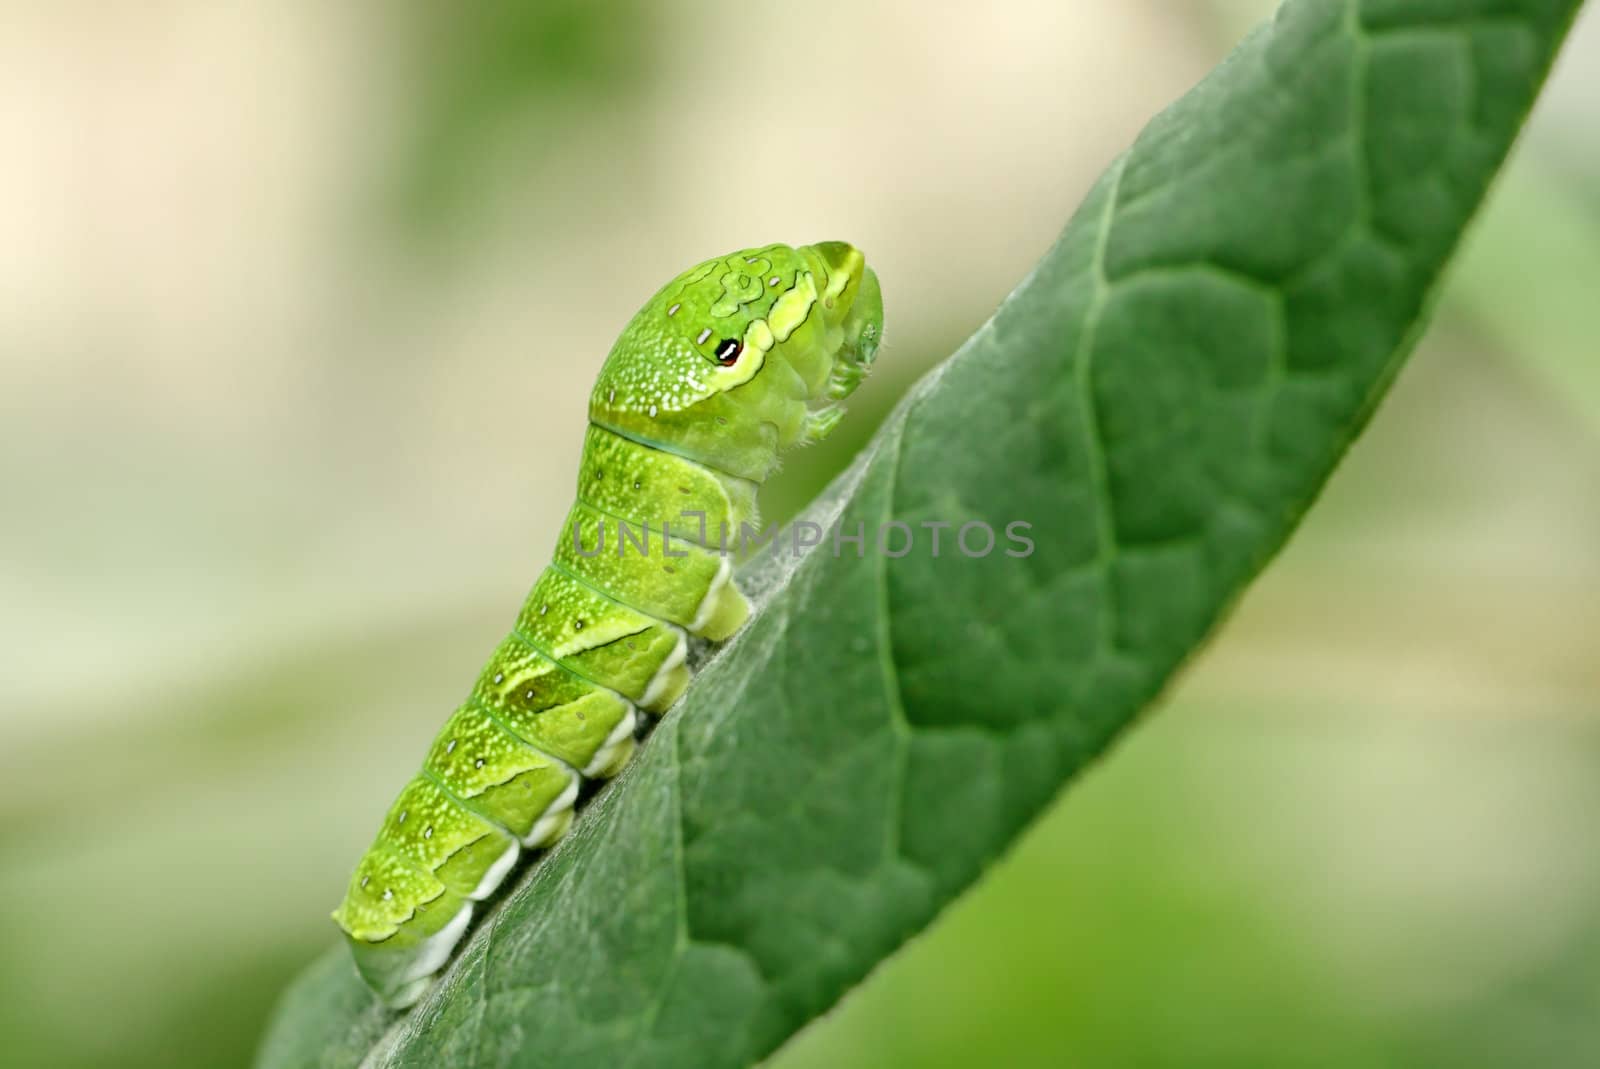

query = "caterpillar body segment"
[421,704,581,843]
[333,241,883,1007]
[554,502,748,635]
[472,636,640,769]
[375,777,518,898]
[509,575,687,713]
[576,423,760,540]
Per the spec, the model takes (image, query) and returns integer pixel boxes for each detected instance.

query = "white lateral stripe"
[521,773,580,846]
[581,707,639,777]
[687,556,732,635]
[388,975,433,1010]
[395,901,473,988]
[467,837,521,900]
[638,630,688,707]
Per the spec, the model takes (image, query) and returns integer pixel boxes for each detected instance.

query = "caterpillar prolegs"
[332,242,883,1007]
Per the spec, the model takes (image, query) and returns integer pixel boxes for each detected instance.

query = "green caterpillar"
[332,242,883,1007]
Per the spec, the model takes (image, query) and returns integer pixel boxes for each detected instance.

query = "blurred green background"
[3,2,1598,1067]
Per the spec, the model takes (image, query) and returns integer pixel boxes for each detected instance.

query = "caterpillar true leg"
[332,241,884,1007]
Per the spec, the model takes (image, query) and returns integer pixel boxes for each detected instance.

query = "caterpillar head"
[590,241,883,483]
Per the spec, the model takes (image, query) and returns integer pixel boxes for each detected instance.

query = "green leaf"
[257,1,1584,1065]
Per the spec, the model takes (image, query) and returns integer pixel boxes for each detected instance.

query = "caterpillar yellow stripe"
[332,242,883,1008]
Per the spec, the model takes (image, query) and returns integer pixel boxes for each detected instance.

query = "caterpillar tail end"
[334,892,473,1010]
